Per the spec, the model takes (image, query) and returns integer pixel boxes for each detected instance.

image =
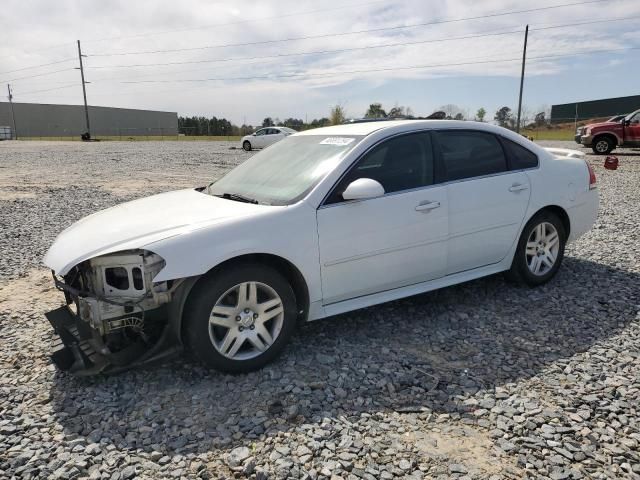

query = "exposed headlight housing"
[59,250,172,335]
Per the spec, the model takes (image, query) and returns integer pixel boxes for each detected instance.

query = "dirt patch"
[0,268,60,316]
[0,190,37,201]
[97,175,196,197]
[399,425,517,476]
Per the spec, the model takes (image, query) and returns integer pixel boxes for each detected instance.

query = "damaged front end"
[46,250,185,375]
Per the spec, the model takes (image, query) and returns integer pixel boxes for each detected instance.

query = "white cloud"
[1,0,638,123]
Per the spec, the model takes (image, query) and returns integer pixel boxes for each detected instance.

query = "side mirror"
[342,178,385,201]
[624,120,631,127]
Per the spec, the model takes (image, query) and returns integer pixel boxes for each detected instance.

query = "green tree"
[282,118,304,130]
[364,103,387,118]
[534,111,546,127]
[439,104,464,120]
[310,117,330,128]
[387,104,414,118]
[262,117,274,127]
[330,105,346,125]
[475,108,487,122]
[494,106,513,128]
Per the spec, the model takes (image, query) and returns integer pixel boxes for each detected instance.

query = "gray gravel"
[0,140,639,479]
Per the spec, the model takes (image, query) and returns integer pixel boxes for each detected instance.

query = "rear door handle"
[415,200,441,212]
[509,183,529,192]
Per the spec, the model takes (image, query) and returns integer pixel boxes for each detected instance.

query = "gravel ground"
[0,140,639,480]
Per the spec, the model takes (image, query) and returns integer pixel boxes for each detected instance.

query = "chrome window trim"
[318,128,539,210]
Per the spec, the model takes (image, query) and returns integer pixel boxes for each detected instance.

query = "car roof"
[295,120,424,136]
[295,119,509,137]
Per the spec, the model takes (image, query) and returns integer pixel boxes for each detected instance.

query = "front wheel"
[592,136,614,155]
[242,140,252,151]
[506,211,566,286]
[184,264,297,373]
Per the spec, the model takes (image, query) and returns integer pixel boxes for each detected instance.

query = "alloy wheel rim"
[525,222,560,276]
[209,281,284,360]
[595,140,608,152]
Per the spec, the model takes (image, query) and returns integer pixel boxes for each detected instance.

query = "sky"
[1,0,639,126]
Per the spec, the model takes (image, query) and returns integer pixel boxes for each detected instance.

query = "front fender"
[590,130,622,144]
[144,202,322,303]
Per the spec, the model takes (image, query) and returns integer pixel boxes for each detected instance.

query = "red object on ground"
[604,156,619,170]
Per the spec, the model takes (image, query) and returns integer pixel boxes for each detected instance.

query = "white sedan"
[241,126,296,151]
[44,120,598,375]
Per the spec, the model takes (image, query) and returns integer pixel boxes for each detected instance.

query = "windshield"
[209,135,363,205]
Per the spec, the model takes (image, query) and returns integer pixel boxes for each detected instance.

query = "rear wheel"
[506,211,566,286]
[592,136,614,155]
[242,140,252,151]
[184,264,297,373]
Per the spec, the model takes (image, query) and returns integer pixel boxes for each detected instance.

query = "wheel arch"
[593,132,619,146]
[531,205,570,238]
[178,253,310,341]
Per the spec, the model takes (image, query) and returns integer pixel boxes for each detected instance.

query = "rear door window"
[502,138,539,170]
[434,130,507,182]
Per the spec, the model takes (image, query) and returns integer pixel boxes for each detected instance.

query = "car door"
[317,131,448,304]
[433,130,532,275]
[265,128,285,147]
[252,128,268,148]
[626,111,640,144]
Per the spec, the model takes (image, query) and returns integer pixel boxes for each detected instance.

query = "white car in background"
[44,120,598,375]
[241,126,296,151]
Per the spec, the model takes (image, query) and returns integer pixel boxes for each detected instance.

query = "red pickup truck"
[576,109,640,154]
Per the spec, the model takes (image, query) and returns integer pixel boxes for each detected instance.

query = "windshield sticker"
[320,137,355,146]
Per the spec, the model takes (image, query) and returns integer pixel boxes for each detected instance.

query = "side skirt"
[308,262,509,321]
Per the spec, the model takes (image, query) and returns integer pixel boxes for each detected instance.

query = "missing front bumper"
[46,306,111,376]
[45,305,182,376]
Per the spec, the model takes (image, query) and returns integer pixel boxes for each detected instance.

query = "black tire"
[242,140,252,152]
[184,263,297,373]
[591,136,614,155]
[506,210,566,286]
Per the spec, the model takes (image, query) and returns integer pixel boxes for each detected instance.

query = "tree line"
[178,103,551,136]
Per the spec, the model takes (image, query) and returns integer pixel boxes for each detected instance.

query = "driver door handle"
[415,200,441,212]
[509,183,529,192]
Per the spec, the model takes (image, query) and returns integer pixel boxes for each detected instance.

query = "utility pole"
[76,40,91,139]
[6,84,17,139]
[516,24,528,134]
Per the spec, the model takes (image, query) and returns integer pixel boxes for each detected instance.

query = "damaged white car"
[44,120,599,375]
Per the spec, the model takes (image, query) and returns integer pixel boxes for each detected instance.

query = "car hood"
[586,121,619,130]
[44,188,268,275]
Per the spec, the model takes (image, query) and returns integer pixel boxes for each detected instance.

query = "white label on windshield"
[320,137,355,146]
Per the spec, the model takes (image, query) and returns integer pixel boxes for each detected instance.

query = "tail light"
[585,160,597,189]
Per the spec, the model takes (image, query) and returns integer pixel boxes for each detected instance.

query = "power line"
[87,0,613,57]
[108,46,638,85]
[84,14,640,71]
[86,29,525,69]
[0,58,75,75]
[0,68,73,84]
[0,42,75,61]
[12,83,77,96]
[84,0,391,43]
